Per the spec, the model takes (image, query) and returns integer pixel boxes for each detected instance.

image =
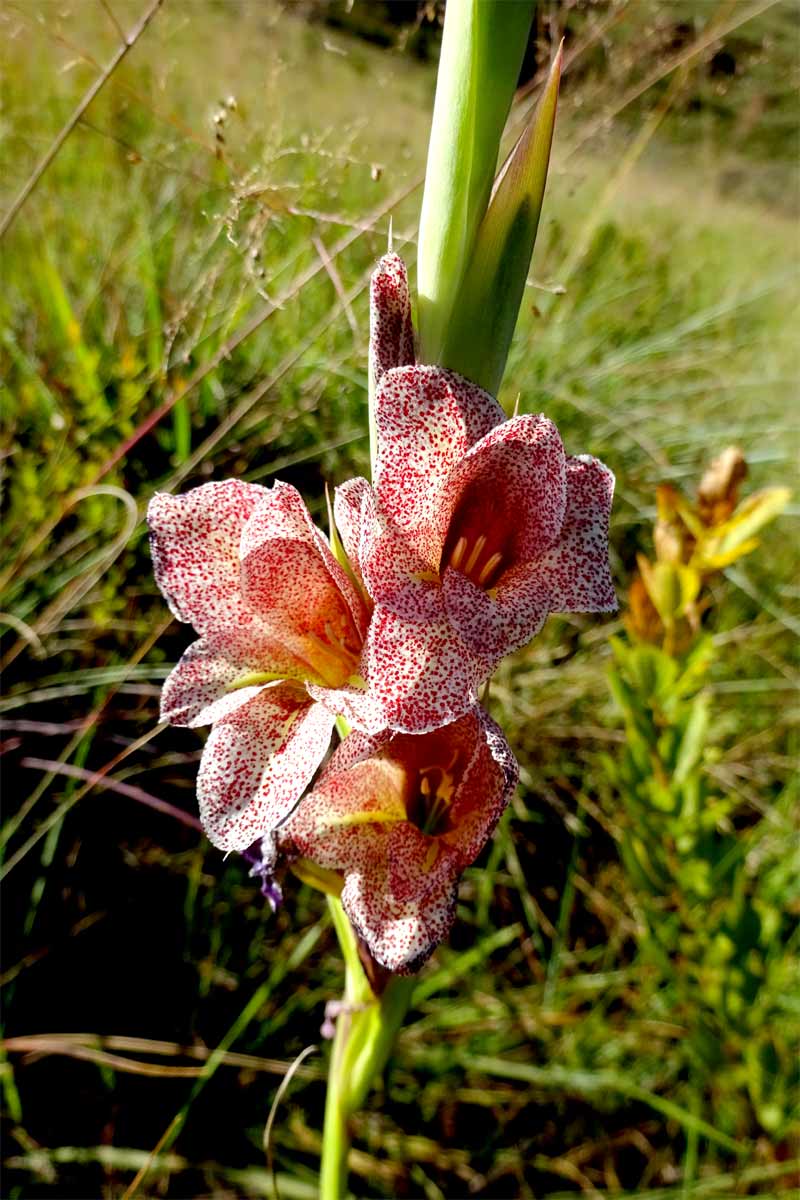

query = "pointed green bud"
[416,0,535,365]
[441,43,563,397]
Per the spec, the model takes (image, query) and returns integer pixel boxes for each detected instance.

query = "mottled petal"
[438,414,567,575]
[367,604,481,734]
[160,622,313,728]
[284,757,406,868]
[374,365,504,560]
[442,562,549,668]
[197,684,335,851]
[148,480,267,632]
[333,476,371,577]
[342,868,458,974]
[242,481,368,640]
[358,486,443,621]
[307,677,389,736]
[533,455,617,613]
[369,252,415,392]
[442,708,519,863]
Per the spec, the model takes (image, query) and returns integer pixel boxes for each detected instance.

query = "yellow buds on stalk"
[626,447,791,650]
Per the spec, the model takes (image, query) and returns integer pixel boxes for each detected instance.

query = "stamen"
[448,536,468,570]
[420,776,432,796]
[422,842,439,873]
[464,534,487,576]
[477,551,503,587]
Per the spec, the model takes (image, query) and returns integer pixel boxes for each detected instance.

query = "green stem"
[319,897,414,1200]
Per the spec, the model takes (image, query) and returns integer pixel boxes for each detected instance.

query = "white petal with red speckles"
[283,708,518,972]
[374,365,504,560]
[242,481,368,641]
[366,604,481,734]
[197,683,336,852]
[442,563,550,668]
[343,869,459,973]
[148,481,267,632]
[333,477,371,577]
[533,455,617,613]
[358,486,443,621]
[306,677,389,736]
[369,253,415,392]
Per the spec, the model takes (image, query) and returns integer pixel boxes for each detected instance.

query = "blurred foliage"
[1,1,798,1197]
[602,457,796,1140]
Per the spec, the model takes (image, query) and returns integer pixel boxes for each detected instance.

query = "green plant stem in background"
[441,45,562,395]
[416,0,534,364]
[320,897,415,1200]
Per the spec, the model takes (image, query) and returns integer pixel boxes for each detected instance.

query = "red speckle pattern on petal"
[369,252,415,392]
[198,682,336,852]
[374,365,504,563]
[333,476,371,579]
[367,604,481,734]
[149,478,379,845]
[148,481,267,632]
[534,455,617,613]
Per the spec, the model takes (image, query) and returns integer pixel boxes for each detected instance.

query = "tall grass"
[1,2,797,1197]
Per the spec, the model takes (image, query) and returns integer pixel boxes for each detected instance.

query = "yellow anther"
[448,536,468,570]
[420,776,432,796]
[464,534,487,576]
[477,551,503,587]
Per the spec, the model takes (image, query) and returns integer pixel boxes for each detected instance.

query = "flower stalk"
[417,0,535,365]
[320,896,415,1200]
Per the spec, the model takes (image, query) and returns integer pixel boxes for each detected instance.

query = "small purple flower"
[242,834,283,912]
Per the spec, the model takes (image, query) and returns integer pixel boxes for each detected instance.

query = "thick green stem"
[319,897,414,1200]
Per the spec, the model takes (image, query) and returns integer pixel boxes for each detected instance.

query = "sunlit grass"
[1,1,798,1196]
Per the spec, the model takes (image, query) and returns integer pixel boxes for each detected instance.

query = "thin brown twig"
[0,0,166,240]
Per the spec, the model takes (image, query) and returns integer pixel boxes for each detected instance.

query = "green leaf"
[417,0,535,364]
[673,695,710,786]
[440,43,563,395]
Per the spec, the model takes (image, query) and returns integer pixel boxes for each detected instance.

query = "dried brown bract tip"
[697,446,747,526]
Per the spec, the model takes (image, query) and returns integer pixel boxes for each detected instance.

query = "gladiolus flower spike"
[337,252,617,735]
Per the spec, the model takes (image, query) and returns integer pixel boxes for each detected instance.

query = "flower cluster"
[148,253,616,972]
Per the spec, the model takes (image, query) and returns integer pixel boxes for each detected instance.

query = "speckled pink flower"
[334,255,617,734]
[282,707,518,972]
[148,479,383,852]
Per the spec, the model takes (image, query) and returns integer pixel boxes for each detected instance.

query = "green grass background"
[1,1,798,1196]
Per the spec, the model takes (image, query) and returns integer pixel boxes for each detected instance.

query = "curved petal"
[366,604,481,734]
[358,487,443,621]
[369,252,415,392]
[197,684,335,852]
[442,562,549,668]
[284,756,407,868]
[442,708,519,863]
[342,868,459,974]
[333,476,371,578]
[242,481,368,640]
[438,413,567,575]
[160,622,314,728]
[307,677,388,737]
[148,480,267,633]
[374,365,504,562]
[533,455,617,614]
